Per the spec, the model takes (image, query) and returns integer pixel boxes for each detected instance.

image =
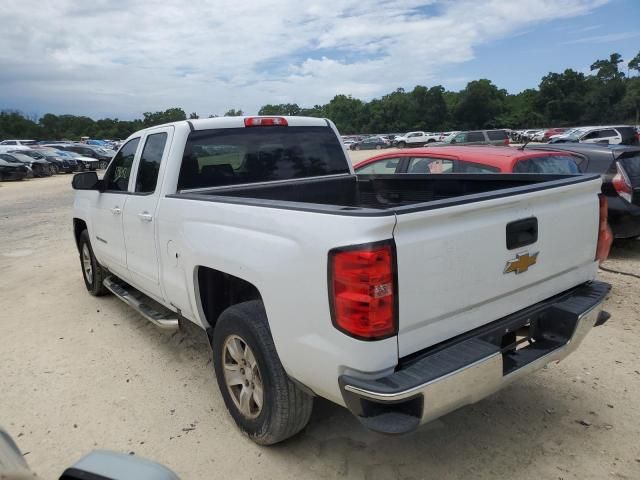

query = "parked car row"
[511,125,639,145]
[0,140,116,182]
[355,143,640,239]
[343,129,511,150]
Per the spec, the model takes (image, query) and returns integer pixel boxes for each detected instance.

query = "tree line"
[1,51,639,140]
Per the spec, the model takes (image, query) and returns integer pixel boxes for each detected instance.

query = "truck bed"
[173,173,599,216]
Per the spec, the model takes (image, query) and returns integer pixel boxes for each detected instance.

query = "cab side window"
[135,133,168,193]
[467,131,485,142]
[408,157,453,173]
[104,138,140,192]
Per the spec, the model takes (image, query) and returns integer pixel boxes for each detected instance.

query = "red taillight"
[329,242,397,340]
[244,117,288,127]
[612,162,633,203]
[596,195,613,263]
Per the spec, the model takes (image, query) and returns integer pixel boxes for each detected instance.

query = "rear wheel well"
[73,218,88,252]
[197,266,262,330]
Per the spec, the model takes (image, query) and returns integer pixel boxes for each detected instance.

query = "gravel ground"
[1,168,639,480]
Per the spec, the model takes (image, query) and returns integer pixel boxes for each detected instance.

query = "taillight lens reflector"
[596,195,613,263]
[329,242,397,340]
[612,162,633,203]
[244,117,288,127]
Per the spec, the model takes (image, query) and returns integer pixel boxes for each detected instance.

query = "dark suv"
[530,143,640,239]
[435,130,510,146]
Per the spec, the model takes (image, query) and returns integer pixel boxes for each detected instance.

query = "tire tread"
[213,300,313,445]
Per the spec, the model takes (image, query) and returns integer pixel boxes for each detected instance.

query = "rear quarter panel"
[156,197,398,405]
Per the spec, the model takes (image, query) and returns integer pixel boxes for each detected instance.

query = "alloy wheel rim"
[81,244,93,283]
[222,335,264,419]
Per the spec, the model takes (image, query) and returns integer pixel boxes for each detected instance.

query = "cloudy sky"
[1,0,638,119]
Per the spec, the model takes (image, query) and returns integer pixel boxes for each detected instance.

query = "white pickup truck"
[72,116,612,444]
[393,131,440,148]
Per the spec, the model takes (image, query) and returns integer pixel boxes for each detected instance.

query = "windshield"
[0,154,22,163]
[565,129,588,140]
[441,132,458,143]
[178,126,349,190]
[10,153,34,163]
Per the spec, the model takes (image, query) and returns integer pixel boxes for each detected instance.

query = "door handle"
[110,206,121,215]
[138,212,153,223]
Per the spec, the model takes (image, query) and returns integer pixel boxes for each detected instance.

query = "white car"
[0,145,30,153]
[550,126,638,145]
[521,129,542,142]
[71,115,611,444]
[532,130,547,142]
[0,139,37,147]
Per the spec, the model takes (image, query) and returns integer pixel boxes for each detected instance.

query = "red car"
[543,128,567,141]
[354,145,580,175]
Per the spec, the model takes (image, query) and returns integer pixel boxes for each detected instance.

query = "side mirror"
[60,451,180,480]
[72,171,100,190]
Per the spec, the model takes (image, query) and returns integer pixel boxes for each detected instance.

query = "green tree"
[590,53,625,81]
[629,51,640,76]
[499,89,543,128]
[323,94,365,133]
[0,110,43,139]
[535,69,588,125]
[621,77,640,124]
[258,103,301,115]
[223,109,244,117]
[454,79,506,129]
[142,108,187,127]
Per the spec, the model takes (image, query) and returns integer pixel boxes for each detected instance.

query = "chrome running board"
[103,276,179,330]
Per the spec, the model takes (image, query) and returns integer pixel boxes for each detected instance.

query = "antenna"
[518,138,530,151]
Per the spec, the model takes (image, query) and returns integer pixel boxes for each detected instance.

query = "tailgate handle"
[506,217,538,250]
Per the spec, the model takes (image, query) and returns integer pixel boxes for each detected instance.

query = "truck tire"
[212,300,313,445]
[78,230,109,296]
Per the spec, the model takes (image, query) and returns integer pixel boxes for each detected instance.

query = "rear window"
[178,126,349,190]
[513,155,579,174]
[486,130,508,140]
[616,127,639,144]
[619,154,640,182]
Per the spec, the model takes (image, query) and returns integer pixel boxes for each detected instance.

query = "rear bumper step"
[339,280,610,435]
[103,276,179,330]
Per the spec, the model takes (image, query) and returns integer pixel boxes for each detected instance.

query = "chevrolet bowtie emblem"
[504,252,539,275]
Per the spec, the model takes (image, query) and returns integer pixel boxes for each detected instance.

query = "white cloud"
[563,30,640,45]
[0,0,610,119]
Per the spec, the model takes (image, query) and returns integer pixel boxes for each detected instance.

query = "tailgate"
[393,177,602,357]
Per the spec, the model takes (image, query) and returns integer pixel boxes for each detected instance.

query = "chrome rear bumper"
[339,281,610,434]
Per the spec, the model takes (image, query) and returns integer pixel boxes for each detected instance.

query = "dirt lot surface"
[1,164,639,479]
